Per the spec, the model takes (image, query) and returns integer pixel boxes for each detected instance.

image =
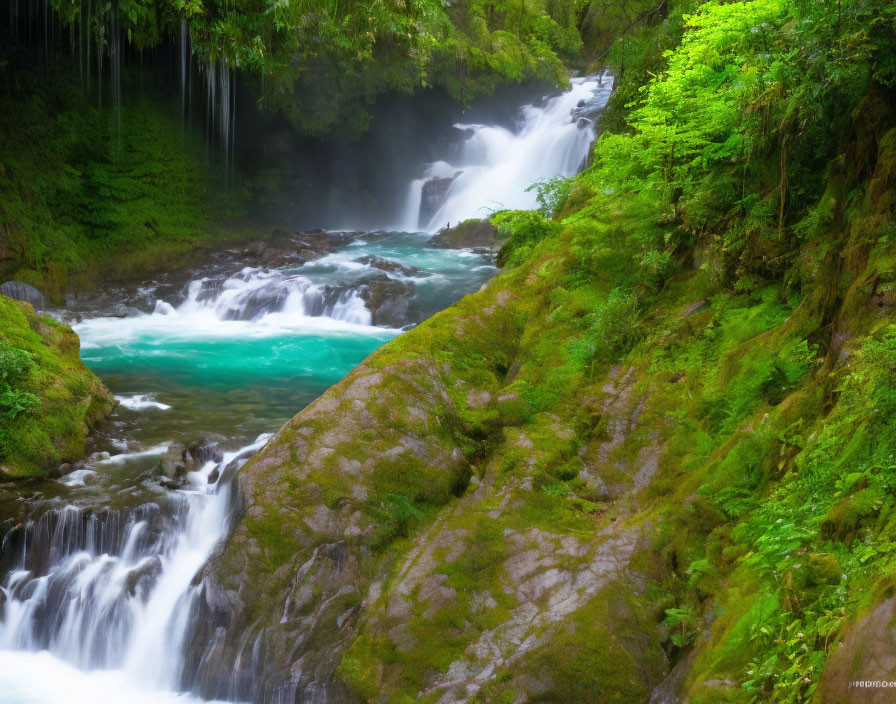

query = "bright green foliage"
[420,0,896,701]
[0,0,895,701]
[41,0,588,135]
[181,0,896,693]
[0,297,112,477]
[0,342,40,436]
[584,0,896,287]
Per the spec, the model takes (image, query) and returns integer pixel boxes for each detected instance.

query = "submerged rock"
[158,439,224,488]
[124,555,163,598]
[220,281,292,321]
[419,173,460,225]
[357,255,420,278]
[184,440,224,467]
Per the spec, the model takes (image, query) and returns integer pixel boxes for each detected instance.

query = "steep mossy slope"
[0,296,112,479]
[192,0,896,702]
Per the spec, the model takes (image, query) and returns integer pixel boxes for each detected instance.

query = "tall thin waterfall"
[8,2,233,174]
[398,73,615,232]
[110,3,121,140]
[201,58,235,182]
[180,20,188,125]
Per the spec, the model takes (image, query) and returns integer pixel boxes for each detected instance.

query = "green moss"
[527,584,666,703]
[0,40,261,299]
[338,635,382,702]
[0,297,112,477]
[243,511,297,574]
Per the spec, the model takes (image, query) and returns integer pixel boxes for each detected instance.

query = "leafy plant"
[0,341,40,451]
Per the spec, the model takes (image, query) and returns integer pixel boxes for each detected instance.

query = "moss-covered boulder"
[0,295,113,478]
[429,219,505,252]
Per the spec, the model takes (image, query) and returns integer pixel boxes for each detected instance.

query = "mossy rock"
[429,219,504,251]
[0,296,113,478]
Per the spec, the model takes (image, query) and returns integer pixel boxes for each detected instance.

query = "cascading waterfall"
[0,71,613,700]
[0,434,271,698]
[110,2,120,138]
[0,237,475,701]
[180,20,188,125]
[149,266,373,327]
[398,73,615,232]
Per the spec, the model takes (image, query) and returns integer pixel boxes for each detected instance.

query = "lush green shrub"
[0,341,40,447]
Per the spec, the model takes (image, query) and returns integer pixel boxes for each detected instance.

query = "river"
[0,73,612,703]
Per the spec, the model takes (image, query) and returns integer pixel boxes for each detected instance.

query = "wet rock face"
[571,73,613,121]
[1,281,46,310]
[817,596,896,704]
[358,273,415,328]
[180,353,474,702]
[419,174,460,226]
[158,439,224,488]
[124,555,163,598]
[185,440,224,467]
[429,218,503,252]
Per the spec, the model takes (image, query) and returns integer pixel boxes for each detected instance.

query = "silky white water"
[0,435,270,704]
[399,73,614,232]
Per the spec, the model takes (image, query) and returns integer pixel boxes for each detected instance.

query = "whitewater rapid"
[0,234,495,703]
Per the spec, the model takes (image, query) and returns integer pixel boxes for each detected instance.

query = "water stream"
[399,73,613,231]
[0,76,611,703]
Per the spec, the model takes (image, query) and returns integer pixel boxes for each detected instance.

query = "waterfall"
[85,0,90,93]
[200,57,235,182]
[180,20,187,125]
[96,14,103,108]
[7,1,235,174]
[398,72,615,232]
[155,267,374,327]
[0,434,271,695]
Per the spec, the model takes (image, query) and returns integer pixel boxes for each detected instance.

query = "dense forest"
[1,0,896,702]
